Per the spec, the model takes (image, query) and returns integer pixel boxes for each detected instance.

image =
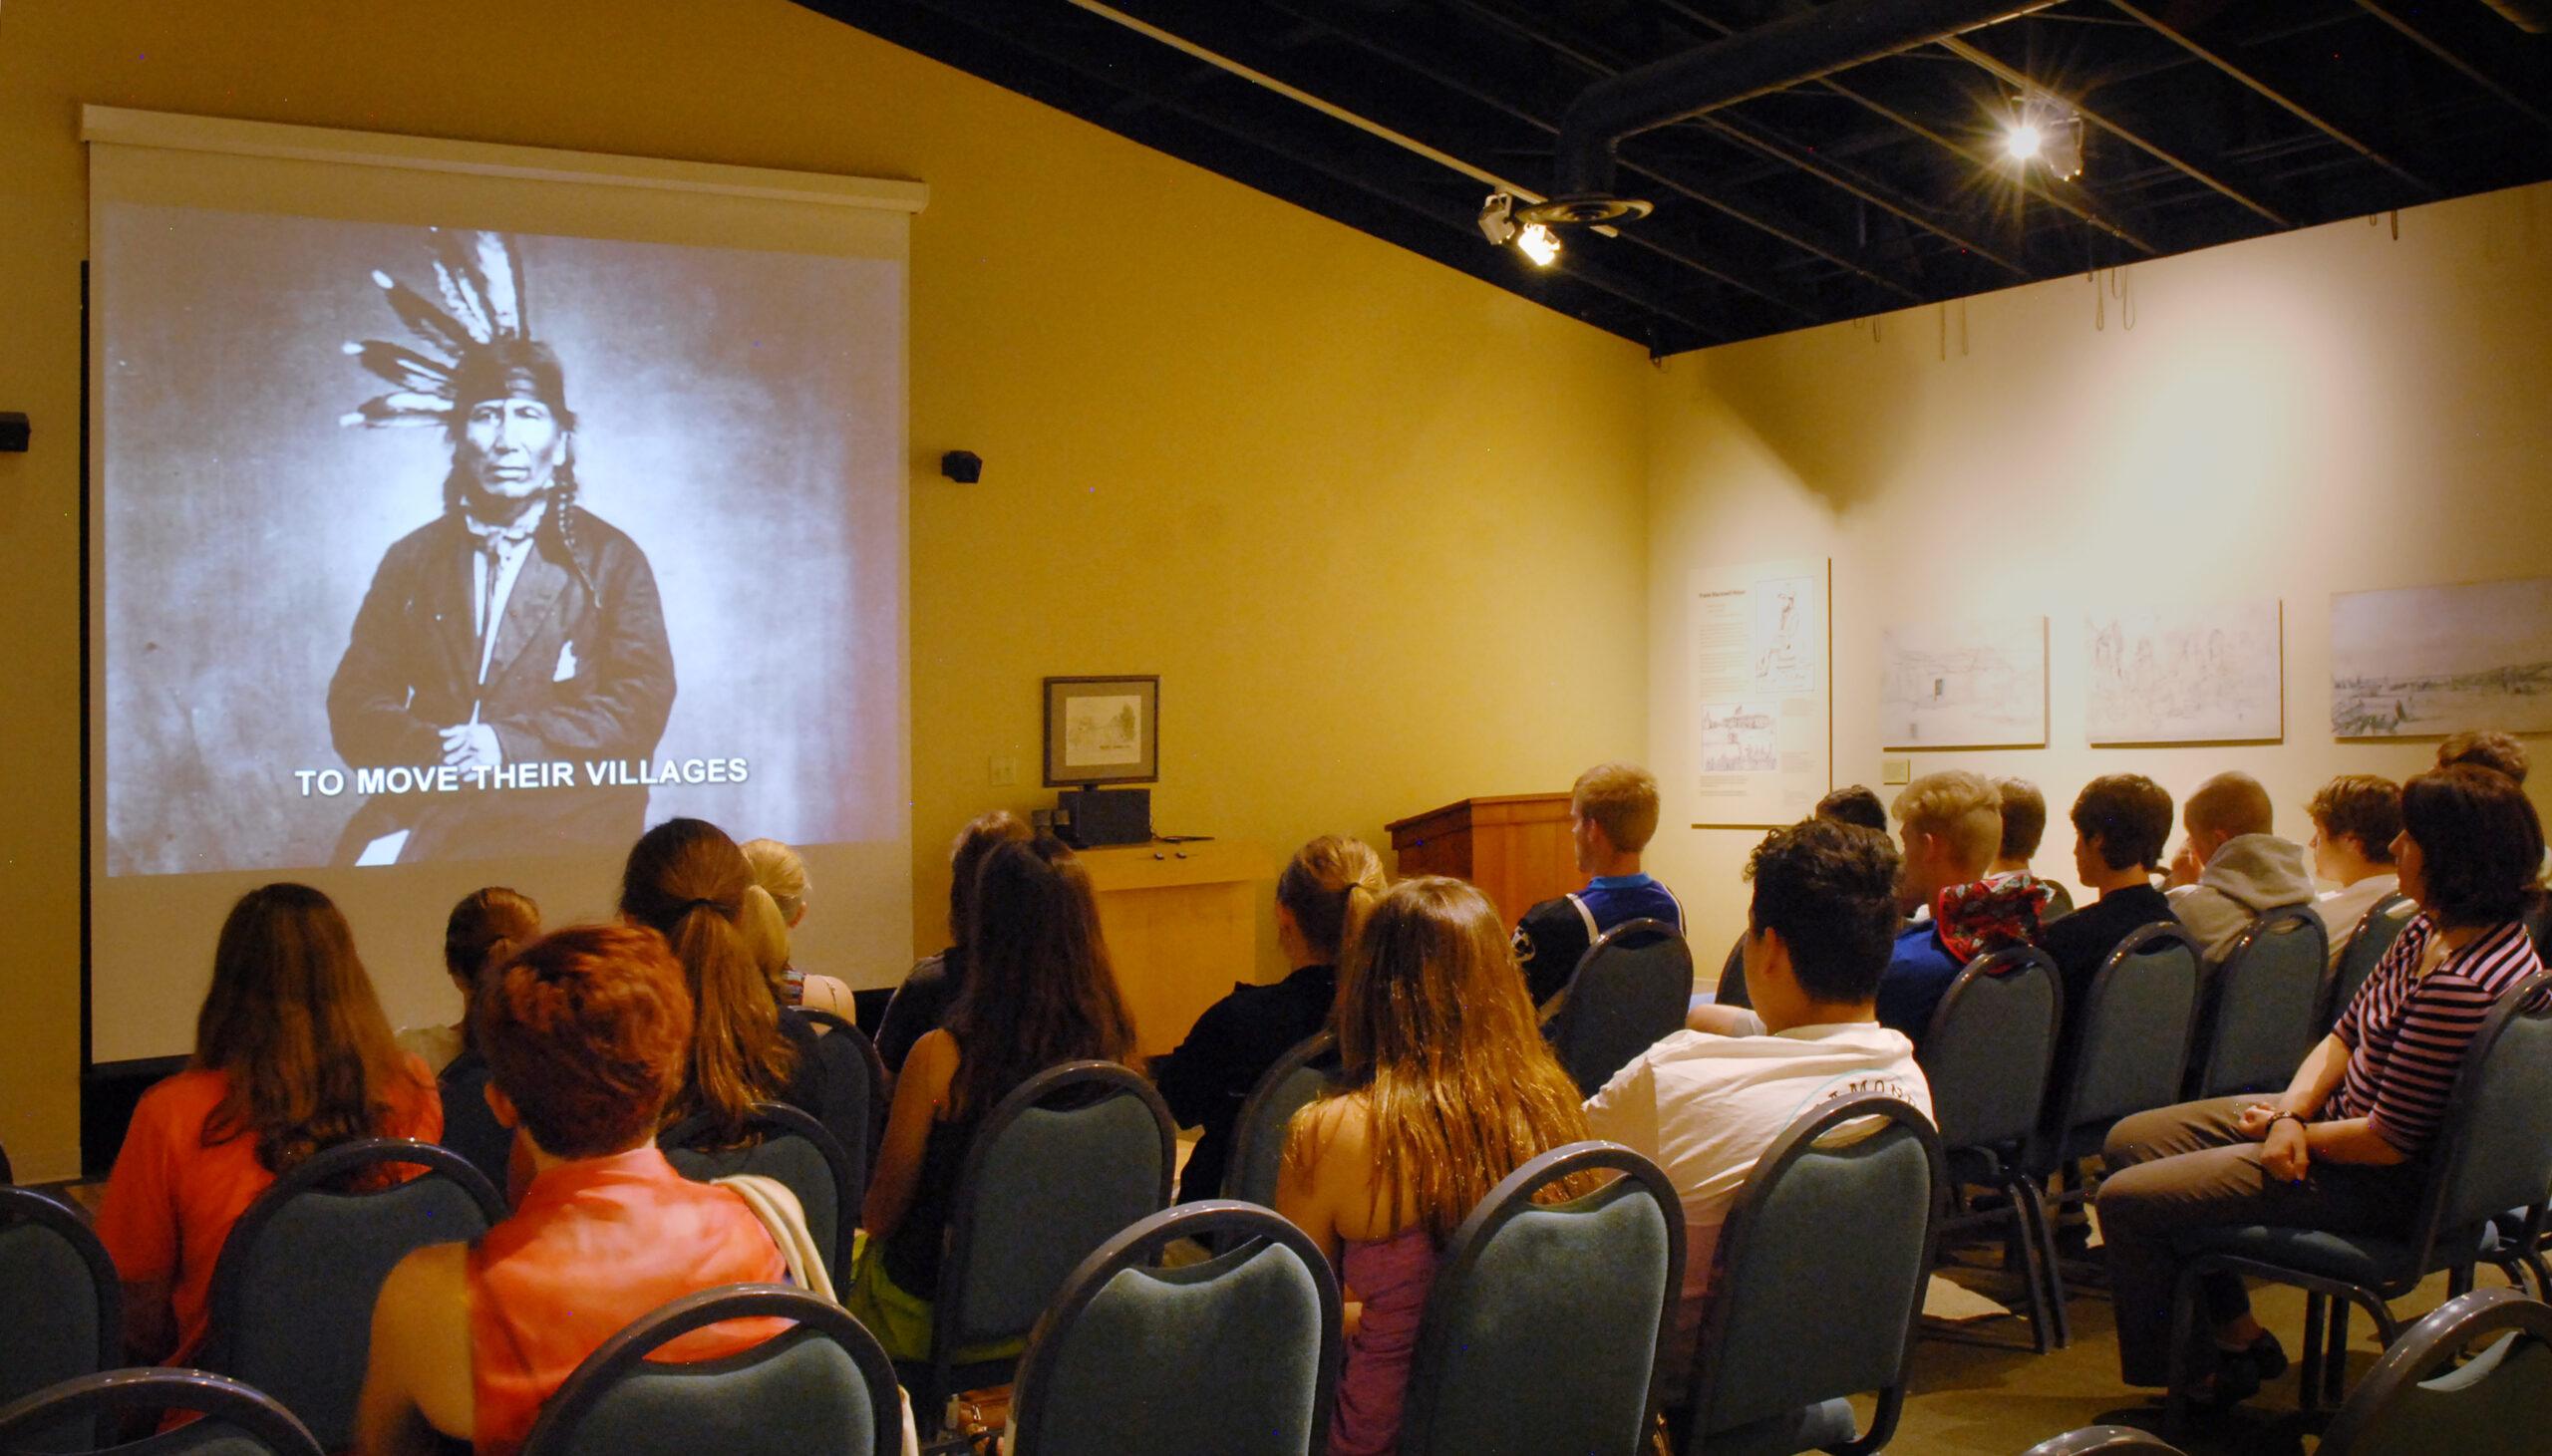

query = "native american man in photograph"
[328,229,676,865]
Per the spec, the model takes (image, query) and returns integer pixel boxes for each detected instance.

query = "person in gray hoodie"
[2165,771,2326,963]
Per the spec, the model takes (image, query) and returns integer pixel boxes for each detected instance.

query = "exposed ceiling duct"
[1537,0,2057,222]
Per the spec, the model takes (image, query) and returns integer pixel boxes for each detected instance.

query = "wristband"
[2267,1112,2306,1134]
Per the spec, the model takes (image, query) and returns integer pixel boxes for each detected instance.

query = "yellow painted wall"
[1644,183,2552,960]
[0,0,1651,1180]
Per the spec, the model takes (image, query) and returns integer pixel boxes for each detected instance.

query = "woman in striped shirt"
[2095,763,2546,1403]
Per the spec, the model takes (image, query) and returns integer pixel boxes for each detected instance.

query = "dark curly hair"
[1747,818,1902,1004]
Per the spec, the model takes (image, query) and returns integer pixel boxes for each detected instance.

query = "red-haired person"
[354,924,789,1456]
[97,884,442,1365]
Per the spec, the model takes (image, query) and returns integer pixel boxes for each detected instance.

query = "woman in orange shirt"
[96,883,442,1364]
[354,923,790,1456]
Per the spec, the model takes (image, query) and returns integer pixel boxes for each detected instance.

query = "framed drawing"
[2082,599,2284,744]
[1880,616,2048,749]
[2332,577,2552,737]
[1044,675,1159,786]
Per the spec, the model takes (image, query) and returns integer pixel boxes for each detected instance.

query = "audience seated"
[2310,774,2404,969]
[397,887,540,1075]
[2042,775,2180,1089]
[1511,762,1686,1009]
[620,817,834,1143]
[1992,776,2074,917]
[738,837,857,1019]
[353,924,791,1456]
[98,884,441,1366]
[1874,770,2044,1040]
[2165,771,2323,963]
[874,809,1036,1075]
[1585,818,1932,1403]
[1277,875,1594,1456]
[2096,764,2547,1406]
[1152,834,1382,1203]
[846,834,1135,1361]
[1814,783,1890,834]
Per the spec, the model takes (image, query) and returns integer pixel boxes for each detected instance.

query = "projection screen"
[85,109,920,1065]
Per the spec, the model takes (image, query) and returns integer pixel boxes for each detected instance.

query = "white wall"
[1645,183,2552,957]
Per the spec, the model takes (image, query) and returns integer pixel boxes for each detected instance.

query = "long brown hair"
[947,810,1034,947]
[1275,834,1386,967]
[443,887,540,1052]
[619,817,798,1139]
[193,883,420,1174]
[1313,876,1592,1240]
[943,836,1135,1118]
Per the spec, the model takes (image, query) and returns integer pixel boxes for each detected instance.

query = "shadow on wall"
[1682,322,1924,515]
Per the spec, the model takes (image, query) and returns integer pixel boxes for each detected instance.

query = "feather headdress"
[340,229,532,429]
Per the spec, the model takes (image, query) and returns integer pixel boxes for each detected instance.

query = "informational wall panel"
[1690,558,1830,826]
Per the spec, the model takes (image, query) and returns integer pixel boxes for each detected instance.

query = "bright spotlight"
[1516,222,1562,267]
[2004,122,2043,161]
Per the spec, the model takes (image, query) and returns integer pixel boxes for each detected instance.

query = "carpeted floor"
[1898,1253,2472,1455]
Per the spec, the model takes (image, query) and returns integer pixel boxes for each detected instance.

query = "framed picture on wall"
[1044,676,1160,786]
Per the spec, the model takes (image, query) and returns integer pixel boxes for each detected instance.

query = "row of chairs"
[11,1278,2540,1456]
[1886,894,2417,1355]
[2,1078,1957,1456]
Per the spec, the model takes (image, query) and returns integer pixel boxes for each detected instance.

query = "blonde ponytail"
[1277,835,1389,966]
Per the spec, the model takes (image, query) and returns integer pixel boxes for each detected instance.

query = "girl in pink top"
[1277,877,1598,1456]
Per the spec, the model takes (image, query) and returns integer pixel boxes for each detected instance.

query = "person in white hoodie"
[2165,771,2325,963]
[2308,774,2402,970]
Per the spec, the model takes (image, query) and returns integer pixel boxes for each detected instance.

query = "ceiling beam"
[2348,0,2552,136]
[1134,0,1834,317]
[1254,0,2026,290]
[1417,0,1953,300]
[1933,33,2293,226]
[1643,0,2163,256]
[890,0,1733,342]
[2107,0,2440,196]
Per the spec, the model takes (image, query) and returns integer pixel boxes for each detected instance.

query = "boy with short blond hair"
[1875,770,2048,1040]
[1512,761,1685,1007]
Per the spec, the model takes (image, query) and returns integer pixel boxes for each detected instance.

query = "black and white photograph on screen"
[99,208,901,876]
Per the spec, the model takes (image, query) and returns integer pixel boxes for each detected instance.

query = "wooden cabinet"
[1079,840,1272,1058]
[1385,793,1580,928]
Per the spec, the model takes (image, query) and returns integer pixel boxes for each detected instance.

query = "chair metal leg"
[2300,1292,2327,1412]
[2448,1263,2475,1298]
[2004,1175,2055,1355]
[2021,1174,2073,1348]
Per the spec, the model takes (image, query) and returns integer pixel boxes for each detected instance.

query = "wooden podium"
[1385,794,1580,927]
[1078,840,1272,1058]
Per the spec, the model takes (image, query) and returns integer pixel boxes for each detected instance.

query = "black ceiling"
[797,0,2552,355]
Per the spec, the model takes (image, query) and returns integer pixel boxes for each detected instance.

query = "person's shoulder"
[1889,921,1954,965]
[136,1066,228,1123]
[1517,896,1578,929]
[1285,1090,1370,1160]
[564,504,641,549]
[371,514,465,569]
